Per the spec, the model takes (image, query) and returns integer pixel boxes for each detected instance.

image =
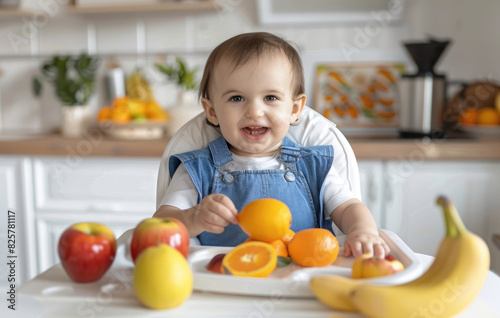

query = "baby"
[155,32,388,258]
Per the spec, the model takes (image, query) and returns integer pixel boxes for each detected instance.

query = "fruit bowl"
[460,124,500,137]
[99,120,168,140]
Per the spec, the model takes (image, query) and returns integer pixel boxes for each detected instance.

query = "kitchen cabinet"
[0,156,37,285]
[358,160,500,274]
[32,157,160,273]
[357,161,385,227]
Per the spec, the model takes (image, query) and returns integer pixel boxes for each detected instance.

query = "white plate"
[188,229,424,298]
[461,124,500,136]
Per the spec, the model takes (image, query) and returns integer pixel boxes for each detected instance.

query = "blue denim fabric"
[169,136,334,246]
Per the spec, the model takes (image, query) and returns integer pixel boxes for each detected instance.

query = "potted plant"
[155,57,201,135]
[35,54,99,137]
[155,56,198,92]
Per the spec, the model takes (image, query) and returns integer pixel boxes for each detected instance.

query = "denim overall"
[169,136,335,246]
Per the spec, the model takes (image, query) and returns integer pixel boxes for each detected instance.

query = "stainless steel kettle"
[399,39,451,138]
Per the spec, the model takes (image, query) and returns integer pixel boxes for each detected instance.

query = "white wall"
[407,0,500,82]
[0,0,497,134]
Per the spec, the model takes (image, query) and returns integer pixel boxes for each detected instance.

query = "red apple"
[130,217,189,262]
[206,253,226,274]
[352,253,404,279]
[58,222,117,283]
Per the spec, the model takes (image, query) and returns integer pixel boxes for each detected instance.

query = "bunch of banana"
[310,196,490,318]
[126,69,153,102]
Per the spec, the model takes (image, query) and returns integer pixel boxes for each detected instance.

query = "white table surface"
[5,252,500,318]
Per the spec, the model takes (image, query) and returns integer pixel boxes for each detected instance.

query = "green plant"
[34,54,99,106]
[155,57,198,91]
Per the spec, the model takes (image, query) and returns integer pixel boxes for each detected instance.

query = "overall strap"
[208,137,233,168]
[280,136,301,164]
[279,137,302,182]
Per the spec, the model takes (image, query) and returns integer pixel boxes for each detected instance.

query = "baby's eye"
[230,96,243,102]
[264,95,278,102]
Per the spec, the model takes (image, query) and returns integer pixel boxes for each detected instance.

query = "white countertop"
[7,251,500,318]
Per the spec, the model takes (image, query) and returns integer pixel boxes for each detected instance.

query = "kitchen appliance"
[399,39,451,138]
[105,58,125,105]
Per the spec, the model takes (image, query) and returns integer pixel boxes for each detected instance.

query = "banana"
[310,196,490,318]
[310,275,362,311]
[126,69,153,102]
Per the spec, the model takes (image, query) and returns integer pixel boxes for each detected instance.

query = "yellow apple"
[133,244,192,309]
[352,253,404,279]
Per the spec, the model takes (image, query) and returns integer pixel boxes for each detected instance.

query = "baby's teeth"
[244,127,267,135]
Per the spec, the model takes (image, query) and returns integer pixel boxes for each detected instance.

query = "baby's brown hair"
[198,32,305,101]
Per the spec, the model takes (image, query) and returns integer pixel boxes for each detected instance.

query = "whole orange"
[96,107,112,122]
[237,198,291,243]
[111,109,131,124]
[288,228,339,267]
[459,109,478,125]
[477,108,500,126]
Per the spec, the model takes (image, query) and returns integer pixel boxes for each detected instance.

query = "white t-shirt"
[160,150,356,220]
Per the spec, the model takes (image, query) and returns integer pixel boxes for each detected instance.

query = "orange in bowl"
[288,228,339,267]
[222,241,277,278]
[237,198,291,243]
[97,107,112,122]
[459,109,478,125]
[477,108,500,126]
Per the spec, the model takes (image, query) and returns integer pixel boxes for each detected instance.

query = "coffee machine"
[399,39,451,138]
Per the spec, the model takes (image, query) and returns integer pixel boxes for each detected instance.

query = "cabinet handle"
[385,172,393,204]
[88,202,121,211]
[368,171,376,202]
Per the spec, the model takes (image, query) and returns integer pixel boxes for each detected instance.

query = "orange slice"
[269,239,288,258]
[222,241,277,278]
[245,237,288,258]
[280,228,295,247]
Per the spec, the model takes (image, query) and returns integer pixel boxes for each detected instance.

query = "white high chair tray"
[18,230,423,302]
[188,229,424,298]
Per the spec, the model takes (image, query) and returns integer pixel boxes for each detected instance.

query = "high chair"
[155,106,362,246]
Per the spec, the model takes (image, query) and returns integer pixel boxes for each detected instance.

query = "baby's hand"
[193,194,239,234]
[343,231,389,259]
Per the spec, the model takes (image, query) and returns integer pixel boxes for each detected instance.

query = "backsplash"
[1,0,499,134]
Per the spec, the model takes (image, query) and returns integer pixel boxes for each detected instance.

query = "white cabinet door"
[0,156,37,285]
[357,160,385,228]
[383,161,500,271]
[33,157,159,214]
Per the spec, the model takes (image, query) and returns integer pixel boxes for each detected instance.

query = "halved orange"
[222,241,277,278]
[237,198,291,242]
